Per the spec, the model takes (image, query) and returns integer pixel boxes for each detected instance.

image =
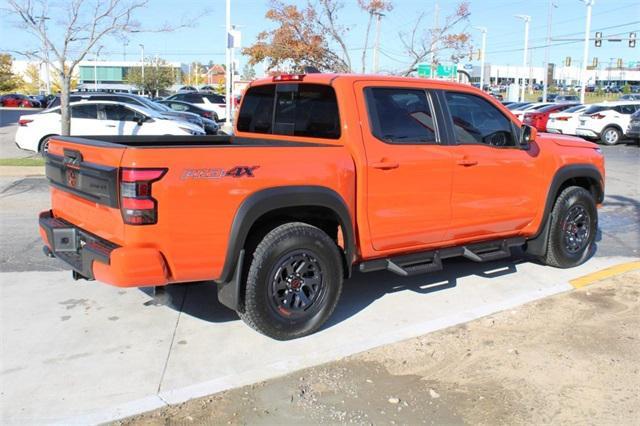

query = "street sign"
[436,64,458,78]
[417,63,430,77]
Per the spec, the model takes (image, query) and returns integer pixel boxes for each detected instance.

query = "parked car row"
[15,98,209,154]
[547,102,640,145]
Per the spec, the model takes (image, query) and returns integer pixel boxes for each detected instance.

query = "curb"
[0,165,45,177]
[569,260,640,288]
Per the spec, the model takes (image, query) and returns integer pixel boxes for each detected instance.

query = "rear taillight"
[120,168,167,225]
[555,116,570,121]
[18,119,33,126]
[201,111,212,119]
[273,74,305,82]
[591,113,606,119]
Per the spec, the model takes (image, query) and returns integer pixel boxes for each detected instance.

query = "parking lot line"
[569,260,640,288]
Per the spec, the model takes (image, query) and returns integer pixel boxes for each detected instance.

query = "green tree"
[18,63,41,94]
[241,63,256,80]
[127,59,176,96]
[0,54,23,93]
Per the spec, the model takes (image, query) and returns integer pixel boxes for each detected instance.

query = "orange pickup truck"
[39,74,605,339]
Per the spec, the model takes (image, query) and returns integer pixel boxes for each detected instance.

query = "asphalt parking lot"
[0,140,638,424]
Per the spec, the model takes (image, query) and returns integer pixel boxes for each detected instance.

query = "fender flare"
[216,186,355,310]
[525,163,604,256]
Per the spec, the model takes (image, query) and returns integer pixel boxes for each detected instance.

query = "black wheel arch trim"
[525,163,603,257]
[216,186,355,311]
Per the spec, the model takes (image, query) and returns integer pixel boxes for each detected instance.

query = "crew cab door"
[355,82,454,251]
[439,90,543,240]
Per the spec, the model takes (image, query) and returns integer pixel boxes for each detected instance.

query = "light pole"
[579,0,594,104]
[516,15,531,102]
[372,12,384,73]
[123,40,129,61]
[38,14,51,94]
[542,0,557,102]
[139,44,145,96]
[225,0,232,127]
[93,45,103,91]
[473,26,487,91]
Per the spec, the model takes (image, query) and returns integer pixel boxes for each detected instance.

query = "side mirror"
[136,116,147,126]
[520,124,537,149]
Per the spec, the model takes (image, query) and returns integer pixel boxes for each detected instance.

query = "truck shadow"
[323,254,524,330]
[155,252,542,327]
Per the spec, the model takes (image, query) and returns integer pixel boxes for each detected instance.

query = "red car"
[523,103,580,132]
[1,94,34,108]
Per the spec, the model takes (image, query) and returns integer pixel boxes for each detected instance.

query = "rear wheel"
[600,127,621,145]
[541,186,597,268]
[39,135,57,155]
[239,222,343,340]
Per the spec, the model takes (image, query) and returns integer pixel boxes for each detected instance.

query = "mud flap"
[216,249,245,311]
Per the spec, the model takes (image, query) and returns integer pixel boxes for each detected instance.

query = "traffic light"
[617,58,623,68]
[595,31,602,47]
[565,56,571,67]
[630,32,637,48]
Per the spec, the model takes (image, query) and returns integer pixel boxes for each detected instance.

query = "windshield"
[583,105,609,114]
[131,95,170,112]
[564,105,586,113]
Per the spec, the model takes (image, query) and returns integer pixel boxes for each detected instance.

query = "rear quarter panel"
[120,145,355,282]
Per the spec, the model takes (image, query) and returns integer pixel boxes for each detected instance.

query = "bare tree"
[358,0,392,73]
[5,0,196,137]
[399,2,471,76]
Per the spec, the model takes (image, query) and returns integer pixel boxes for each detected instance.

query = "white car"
[575,102,640,145]
[16,101,205,153]
[510,102,552,121]
[546,105,587,135]
[164,92,226,121]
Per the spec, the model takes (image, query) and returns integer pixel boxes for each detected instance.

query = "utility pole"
[123,40,129,61]
[372,12,384,73]
[155,55,159,98]
[430,0,440,78]
[473,26,487,90]
[516,15,531,102]
[39,14,51,94]
[225,0,232,128]
[139,44,145,96]
[542,0,556,102]
[580,0,594,104]
[93,46,103,91]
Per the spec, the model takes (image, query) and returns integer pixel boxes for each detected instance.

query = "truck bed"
[56,135,334,148]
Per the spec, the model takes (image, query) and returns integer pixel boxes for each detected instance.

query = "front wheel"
[541,186,597,268]
[600,127,621,145]
[239,222,344,340]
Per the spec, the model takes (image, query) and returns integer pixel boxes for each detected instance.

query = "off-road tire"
[600,126,621,145]
[541,186,597,268]
[238,222,343,340]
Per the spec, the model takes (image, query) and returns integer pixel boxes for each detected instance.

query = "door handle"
[105,124,116,128]
[372,161,399,170]
[456,158,478,167]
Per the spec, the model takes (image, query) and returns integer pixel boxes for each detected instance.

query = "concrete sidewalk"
[0,255,636,424]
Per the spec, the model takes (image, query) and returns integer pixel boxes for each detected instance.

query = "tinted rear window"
[237,83,340,139]
[583,105,610,114]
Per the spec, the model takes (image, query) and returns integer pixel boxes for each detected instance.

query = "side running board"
[359,237,525,277]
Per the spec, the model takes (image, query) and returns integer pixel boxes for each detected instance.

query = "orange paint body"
[40,74,605,288]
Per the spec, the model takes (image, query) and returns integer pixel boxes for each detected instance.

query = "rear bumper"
[39,210,169,287]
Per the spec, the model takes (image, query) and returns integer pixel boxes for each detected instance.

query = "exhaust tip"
[43,246,55,258]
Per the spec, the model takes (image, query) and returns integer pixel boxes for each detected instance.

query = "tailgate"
[45,137,126,244]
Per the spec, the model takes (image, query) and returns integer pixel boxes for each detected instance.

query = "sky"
[2,0,639,74]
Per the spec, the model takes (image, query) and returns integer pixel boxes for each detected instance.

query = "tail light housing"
[201,111,212,119]
[18,119,33,126]
[555,116,570,121]
[591,113,606,119]
[120,168,167,225]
